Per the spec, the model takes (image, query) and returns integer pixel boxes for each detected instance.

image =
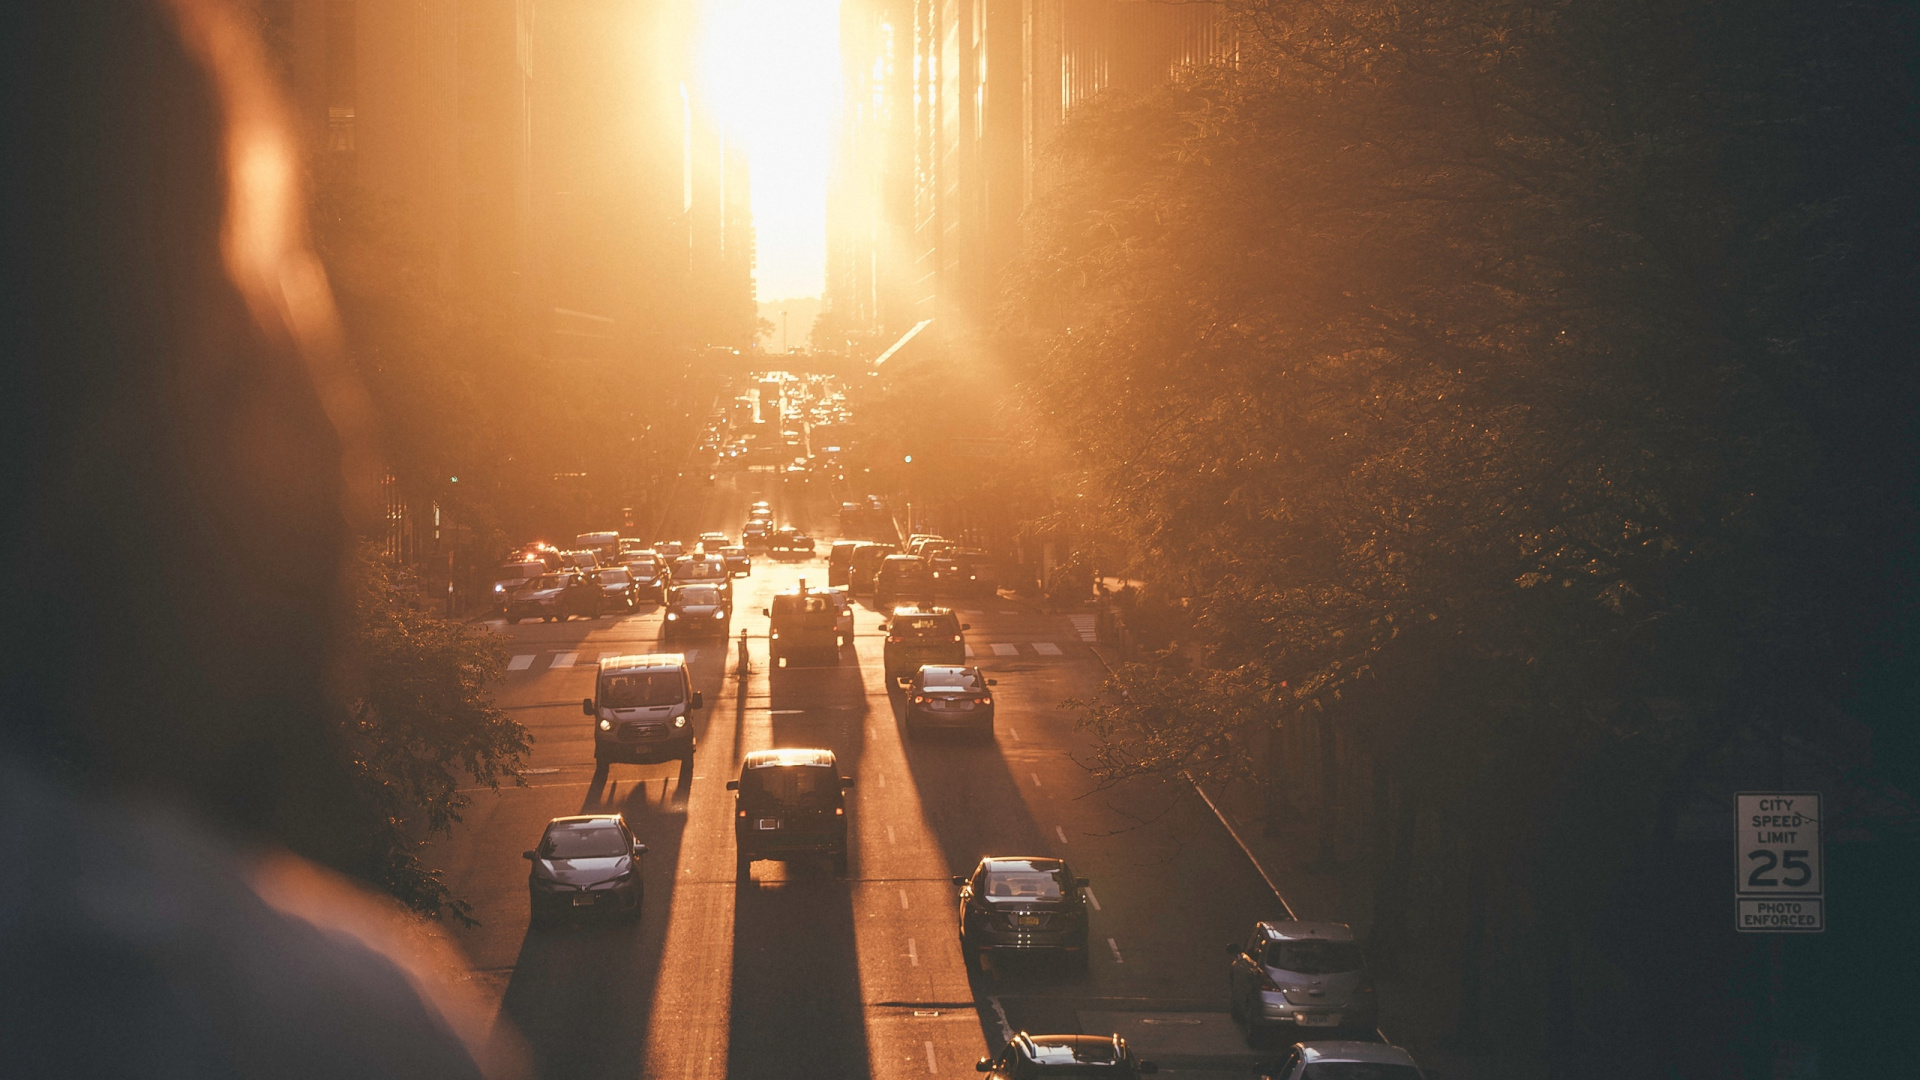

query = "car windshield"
[895,616,956,638]
[676,587,721,605]
[541,824,628,859]
[1301,1064,1422,1080]
[740,765,839,808]
[600,671,685,708]
[599,569,629,583]
[922,669,981,690]
[1264,940,1365,974]
[983,867,1070,899]
[498,563,541,579]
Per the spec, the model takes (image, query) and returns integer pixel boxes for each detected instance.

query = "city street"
[432,473,1286,1079]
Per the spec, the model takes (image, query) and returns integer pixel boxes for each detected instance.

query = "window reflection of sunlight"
[696,0,840,299]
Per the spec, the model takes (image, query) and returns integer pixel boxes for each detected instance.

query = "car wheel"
[506,616,520,625]
[962,940,982,973]
[628,886,645,921]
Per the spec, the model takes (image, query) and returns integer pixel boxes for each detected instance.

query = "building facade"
[828,0,1227,342]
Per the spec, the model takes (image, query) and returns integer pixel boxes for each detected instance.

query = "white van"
[584,653,703,772]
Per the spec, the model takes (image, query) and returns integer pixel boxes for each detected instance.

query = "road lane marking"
[1055,825,1068,844]
[964,645,975,658]
[551,652,578,668]
[771,709,805,715]
[1084,886,1101,911]
[1008,726,1021,742]
[900,888,910,910]
[924,1040,937,1073]
[990,643,1018,656]
[999,610,1020,616]
[1068,614,1097,641]
[1033,642,1063,656]
[960,609,983,615]
[1107,937,1124,963]
[887,826,896,844]
[989,996,1014,1041]
[1030,772,1042,788]
[907,937,919,966]
[876,772,886,788]
[507,654,535,670]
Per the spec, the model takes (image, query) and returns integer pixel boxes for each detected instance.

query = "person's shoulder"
[0,763,509,1079]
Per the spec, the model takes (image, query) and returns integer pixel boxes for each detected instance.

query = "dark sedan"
[904,665,996,739]
[956,857,1092,970]
[595,567,642,610]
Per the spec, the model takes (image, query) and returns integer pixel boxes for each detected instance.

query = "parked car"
[1229,922,1378,1043]
[904,665,995,739]
[664,584,731,637]
[956,857,1092,970]
[585,653,701,772]
[730,748,853,878]
[875,555,936,610]
[976,1034,1157,1079]
[1255,1042,1425,1080]
[523,814,646,926]
[506,571,601,623]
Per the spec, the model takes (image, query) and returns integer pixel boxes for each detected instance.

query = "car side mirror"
[960,623,971,630]
[1137,1062,1159,1075]
[522,850,537,860]
[987,679,998,686]
[840,777,855,789]
[726,780,740,790]
[633,842,648,855]
[975,1059,992,1073]
[952,875,968,887]
[1075,877,1091,888]
[763,608,771,616]
[691,691,704,709]
[582,698,595,715]
[878,623,890,632]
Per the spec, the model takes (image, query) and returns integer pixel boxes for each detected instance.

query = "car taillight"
[737,809,746,818]
[975,697,991,705]
[887,635,900,643]
[913,695,926,704]
[834,807,844,816]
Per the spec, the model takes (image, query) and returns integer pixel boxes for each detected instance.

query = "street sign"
[1735,792,1824,933]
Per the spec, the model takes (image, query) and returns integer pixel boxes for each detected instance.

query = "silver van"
[584,653,703,772]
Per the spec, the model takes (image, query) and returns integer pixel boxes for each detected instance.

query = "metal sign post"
[1735,792,1824,932]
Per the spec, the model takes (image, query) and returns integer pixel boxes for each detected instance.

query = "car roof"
[892,605,954,617]
[597,653,688,674]
[744,748,836,769]
[547,814,623,829]
[1018,1033,1125,1065]
[1296,1042,1420,1067]
[918,665,977,677]
[1257,920,1357,942]
[981,857,1065,873]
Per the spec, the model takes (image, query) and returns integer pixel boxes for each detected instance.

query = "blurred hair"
[0,0,371,855]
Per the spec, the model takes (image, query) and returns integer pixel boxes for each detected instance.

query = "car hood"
[671,604,724,615]
[514,587,562,600]
[603,705,682,720]
[535,854,630,886]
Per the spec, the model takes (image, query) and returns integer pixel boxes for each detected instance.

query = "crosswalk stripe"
[507,654,535,670]
[990,643,1018,656]
[551,652,578,668]
[1033,642,1063,656]
[1068,614,1097,642]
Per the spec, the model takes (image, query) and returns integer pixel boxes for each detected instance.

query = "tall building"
[828,0,1227,341]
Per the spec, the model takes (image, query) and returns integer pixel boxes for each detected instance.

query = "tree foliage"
[337,547,529,921]
[1004,0,1917,1064]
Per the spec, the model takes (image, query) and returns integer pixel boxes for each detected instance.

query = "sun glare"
[697,0,841,302]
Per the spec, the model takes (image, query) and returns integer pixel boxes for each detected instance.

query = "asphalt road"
[432,470,1290,1078]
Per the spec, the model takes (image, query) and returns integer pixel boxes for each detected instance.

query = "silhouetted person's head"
[0,1,370,855]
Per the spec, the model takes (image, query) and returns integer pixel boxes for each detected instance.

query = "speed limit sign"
[1735,792,1823,932]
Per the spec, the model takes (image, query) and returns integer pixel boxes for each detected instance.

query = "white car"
[1258,1042,1425,1080]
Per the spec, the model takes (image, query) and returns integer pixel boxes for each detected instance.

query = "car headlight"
[494,583,505,593]
[598,718,612,731]
[673,715,688,728]
[714,609,727,619]
[666,612,679,620]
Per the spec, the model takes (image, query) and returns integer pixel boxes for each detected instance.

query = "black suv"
[729,748,854,879]
[882,606,967,683]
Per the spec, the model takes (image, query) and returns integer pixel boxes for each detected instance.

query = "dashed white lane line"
[899,888,910,910]
[1107,937,1125,963]
[1007,726,1021,742]
[907,938,919,966]
[964,645,976,658]
[998,610,1020,616]
[1055,825,1069,844]
[924,1040,938,1074]
[990,643,1019,656]
[1033,641,1063,656]
[551,652,579,668]
[877,772,887,788]
[508,654,535,670]
[960,609,984,616]
[1030,772,1043,788]
[771,708,805,715]
[886,826,897,844]
[1084,886,1102,911]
